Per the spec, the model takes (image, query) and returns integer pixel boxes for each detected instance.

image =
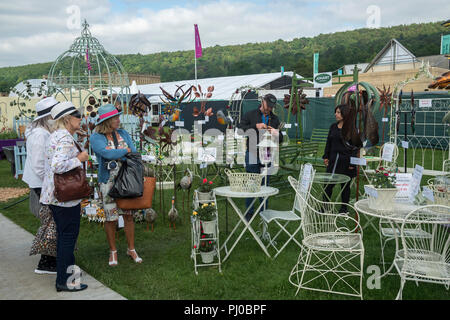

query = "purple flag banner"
[194,24,202,58]
[86,48,92,71]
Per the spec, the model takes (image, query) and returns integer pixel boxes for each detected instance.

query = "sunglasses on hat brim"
[71,110,82,119]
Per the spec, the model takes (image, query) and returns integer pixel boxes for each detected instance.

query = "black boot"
[35,254,57,275]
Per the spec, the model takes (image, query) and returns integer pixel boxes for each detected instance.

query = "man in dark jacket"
[238,93,283,220]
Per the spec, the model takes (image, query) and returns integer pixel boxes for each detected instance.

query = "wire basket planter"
[224,169,264,193]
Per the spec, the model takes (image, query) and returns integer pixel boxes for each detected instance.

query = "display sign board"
[313,72,332,88]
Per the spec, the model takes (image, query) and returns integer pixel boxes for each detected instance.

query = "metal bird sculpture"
[177,168,193,214]
[168,196,178,230]
[216,109,231,126]
[144,208,158,232]
[377,85,392,142]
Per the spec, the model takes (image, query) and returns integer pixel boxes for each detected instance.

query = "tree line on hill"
[0,21,447,93]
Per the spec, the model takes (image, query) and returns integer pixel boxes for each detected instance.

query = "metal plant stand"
[191,190,222,275]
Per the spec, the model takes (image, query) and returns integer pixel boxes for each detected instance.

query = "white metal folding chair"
[394,204,450,300]
[288,176,365,299]
[259,163,316,258]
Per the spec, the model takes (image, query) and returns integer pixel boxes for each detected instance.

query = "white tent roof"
[119,71,306,102]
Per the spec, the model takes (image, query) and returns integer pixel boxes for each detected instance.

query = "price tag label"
[205,116,209,122]
[160,119,167,127]
[285,124,292,129]
[294,123,298,127]
[364,185,378,198]
[381,143,395,162]
[382,118,389,122]
[422,186,434,202]
[401,141,409,149]
[282,131,287,135]
[199,162,208,169]
[85,207,97,216]
[350,157,367,166]
[175,121,184,127]
[118,216,124,228]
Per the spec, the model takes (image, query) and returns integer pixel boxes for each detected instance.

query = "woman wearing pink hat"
[90,104,143,266]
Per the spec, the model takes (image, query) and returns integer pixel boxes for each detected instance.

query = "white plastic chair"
[288,176,365,299]
[259,163,316,258]
[394,204,450,300]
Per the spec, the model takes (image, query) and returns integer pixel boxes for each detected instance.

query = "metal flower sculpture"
[377,85,392,142]
[283,88,309,116]
[192,85,214,117]
[160,84,195,119]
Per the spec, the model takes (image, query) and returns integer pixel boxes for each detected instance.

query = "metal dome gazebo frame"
[47,20,130,112]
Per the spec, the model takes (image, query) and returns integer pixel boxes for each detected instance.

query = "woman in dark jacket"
[322,104,362,212]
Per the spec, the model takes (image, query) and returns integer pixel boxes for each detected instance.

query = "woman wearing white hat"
[90,104,142,266]
[23,97,59,275]
[40,101,89,292]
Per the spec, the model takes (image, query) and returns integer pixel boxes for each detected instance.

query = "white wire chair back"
[394,204,450,298]
[443,159,450,173]
[288,176,363,244]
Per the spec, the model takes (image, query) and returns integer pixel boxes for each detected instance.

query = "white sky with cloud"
[0,0,448,67]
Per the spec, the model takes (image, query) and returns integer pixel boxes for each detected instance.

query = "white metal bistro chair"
[443,159,450,174]
[288,176,365,299]
[394,204,450,300]
[259,163,316,258]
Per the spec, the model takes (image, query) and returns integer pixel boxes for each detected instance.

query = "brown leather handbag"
[54,142,93,202]
[115,177,156,210]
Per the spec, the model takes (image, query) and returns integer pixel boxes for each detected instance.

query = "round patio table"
[312,172,351,202]
[355,199,420,277]
[214,186,279,262]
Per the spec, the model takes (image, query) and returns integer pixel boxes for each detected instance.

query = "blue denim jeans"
[245,152,269,219]
[50,204,81,286]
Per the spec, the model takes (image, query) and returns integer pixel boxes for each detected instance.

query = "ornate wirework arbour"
[47,20,130,110]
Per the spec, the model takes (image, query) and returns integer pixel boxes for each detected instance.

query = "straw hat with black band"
[34,97,60,122]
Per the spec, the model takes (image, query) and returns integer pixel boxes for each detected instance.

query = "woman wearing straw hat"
[40,101,89,292]
[23,97,59,275]
[90,104,143,266]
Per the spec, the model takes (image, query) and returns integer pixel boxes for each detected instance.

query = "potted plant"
[0,116,22,160]
[193,202,217,234]
[196,178,214,201]
[365,167,398,211]
[198,238,216,264]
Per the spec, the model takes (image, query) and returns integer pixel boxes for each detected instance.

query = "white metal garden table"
[214,186,279,262]
[355,199,421,277]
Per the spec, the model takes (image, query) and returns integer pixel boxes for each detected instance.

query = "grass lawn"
[1,159,449,300]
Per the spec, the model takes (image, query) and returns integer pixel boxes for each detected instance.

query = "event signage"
[419,99,432,108]
[441,34,450,55]
[313,53,319,74]
[313,72,332,88]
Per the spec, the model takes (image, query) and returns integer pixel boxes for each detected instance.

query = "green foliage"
[372,167,396,188]
[0,21,446,91]
[193,202,216,221]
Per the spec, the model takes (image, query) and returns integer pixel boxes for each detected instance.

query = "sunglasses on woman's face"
[71,111,82,119]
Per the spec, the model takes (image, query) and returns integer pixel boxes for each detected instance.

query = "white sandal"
[109,250,118,266]
[127,249,143,263]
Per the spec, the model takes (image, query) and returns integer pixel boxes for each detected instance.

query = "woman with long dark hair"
[322,103,362,213]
